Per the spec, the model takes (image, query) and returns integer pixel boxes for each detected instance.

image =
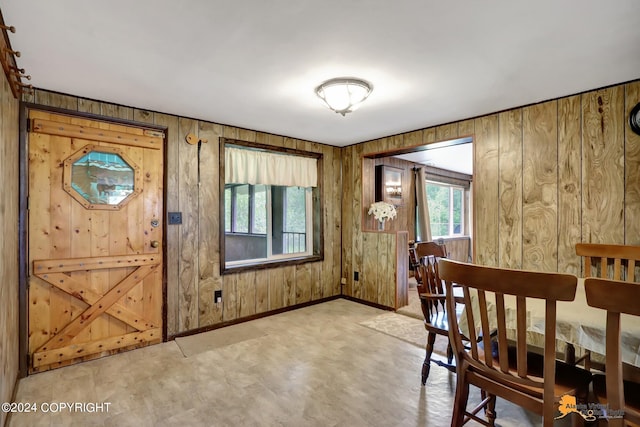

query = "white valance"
[225,146,318,188]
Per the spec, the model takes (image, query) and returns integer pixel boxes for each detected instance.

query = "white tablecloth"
[459,279,640,368]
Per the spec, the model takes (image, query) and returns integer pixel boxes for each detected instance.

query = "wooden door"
[27,110,164,373]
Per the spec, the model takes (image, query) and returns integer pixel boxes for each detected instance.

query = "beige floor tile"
[9,299,560,426]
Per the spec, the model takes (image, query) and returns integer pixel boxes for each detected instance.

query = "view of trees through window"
[283,187,307,253]
[426,182,463,237]
[224,184,309,262]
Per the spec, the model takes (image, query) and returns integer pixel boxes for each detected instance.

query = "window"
[225,184,267,234]
[426,181,464,238]
[221,140,322,272]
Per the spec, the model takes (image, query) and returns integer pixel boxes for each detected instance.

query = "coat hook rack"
[0,11,31,99]
[185,133,208,145]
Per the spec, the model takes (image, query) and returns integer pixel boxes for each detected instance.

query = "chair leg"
[479,390,497,426]
[485,394,497,426]
[569,388,589,427]
[422,332,437,385]
[447,342,454,365]
[451,370,470,427]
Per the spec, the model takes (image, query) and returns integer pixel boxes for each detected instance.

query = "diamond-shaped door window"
[63,145,142,210]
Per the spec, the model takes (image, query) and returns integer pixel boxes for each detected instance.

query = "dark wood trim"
[219,138,325,275]
[160,122,169,344]
[17,101,29,379]
[170,295,341,339]
[219,140,227,274]
[340,295,395,312]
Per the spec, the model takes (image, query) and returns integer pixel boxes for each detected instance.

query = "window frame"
[220,138,323,274]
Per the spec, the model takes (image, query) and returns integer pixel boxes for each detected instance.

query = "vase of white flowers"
[368,201,397,231]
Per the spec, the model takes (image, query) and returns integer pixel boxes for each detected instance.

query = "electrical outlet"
[340,277,347,285]
[168,212,182,225]
[354,271,359,281]
[214,290,222,303]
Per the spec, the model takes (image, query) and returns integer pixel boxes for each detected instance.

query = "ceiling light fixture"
[315,78,373,116]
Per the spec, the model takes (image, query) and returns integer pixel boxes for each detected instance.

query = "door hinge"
[26,353,31,367]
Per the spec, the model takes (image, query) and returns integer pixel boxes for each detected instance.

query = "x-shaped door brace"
[32,254,161,354]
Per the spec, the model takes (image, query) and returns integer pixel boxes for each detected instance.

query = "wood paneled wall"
[362,156,416,236]
[19,80,640,336]
[24,89,343,337]
[0,69,20,425]
[443,237,471,262]
[342,80,640,300]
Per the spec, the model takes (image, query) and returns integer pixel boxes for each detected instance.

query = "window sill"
[221,254,323,275]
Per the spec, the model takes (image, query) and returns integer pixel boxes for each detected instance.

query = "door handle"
[150,240,160,248]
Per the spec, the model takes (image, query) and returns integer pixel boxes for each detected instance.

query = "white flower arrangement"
[368,201,397,222]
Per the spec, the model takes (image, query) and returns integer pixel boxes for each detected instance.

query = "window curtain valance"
[225,146,318,188]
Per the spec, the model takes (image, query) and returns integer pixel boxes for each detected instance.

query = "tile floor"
[8,299,574,426]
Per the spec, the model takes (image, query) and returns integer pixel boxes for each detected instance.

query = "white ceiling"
[394,138,473,175]
[3,1,640,147]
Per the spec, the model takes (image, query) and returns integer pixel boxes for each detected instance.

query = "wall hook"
[185,133,208,145]
[2,47,20,57]
[0,24,15,33]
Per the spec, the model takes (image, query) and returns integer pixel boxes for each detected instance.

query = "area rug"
[396,287,422,320]
[359,311,449,356]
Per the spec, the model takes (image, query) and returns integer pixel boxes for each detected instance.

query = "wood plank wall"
[19,80,640,326]
[23,89,343,337]
[0,67,20,426]
[362,156,415,236]
[342,81,640,307]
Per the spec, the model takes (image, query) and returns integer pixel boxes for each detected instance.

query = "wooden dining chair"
[416,245,462,385]
[585,277,640,427]
[410,241,448,286]
[439,259,592,427]
[576,243,640,282]
[574,243,640,369]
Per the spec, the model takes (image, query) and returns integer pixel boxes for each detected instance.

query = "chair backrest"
[410,241,447,286]
[415,241,447,260]
[439,259,578,421]
[585,277,640,424]
[576,243,640,282]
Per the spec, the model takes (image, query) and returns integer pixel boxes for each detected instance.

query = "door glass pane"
[71,151,134,205]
